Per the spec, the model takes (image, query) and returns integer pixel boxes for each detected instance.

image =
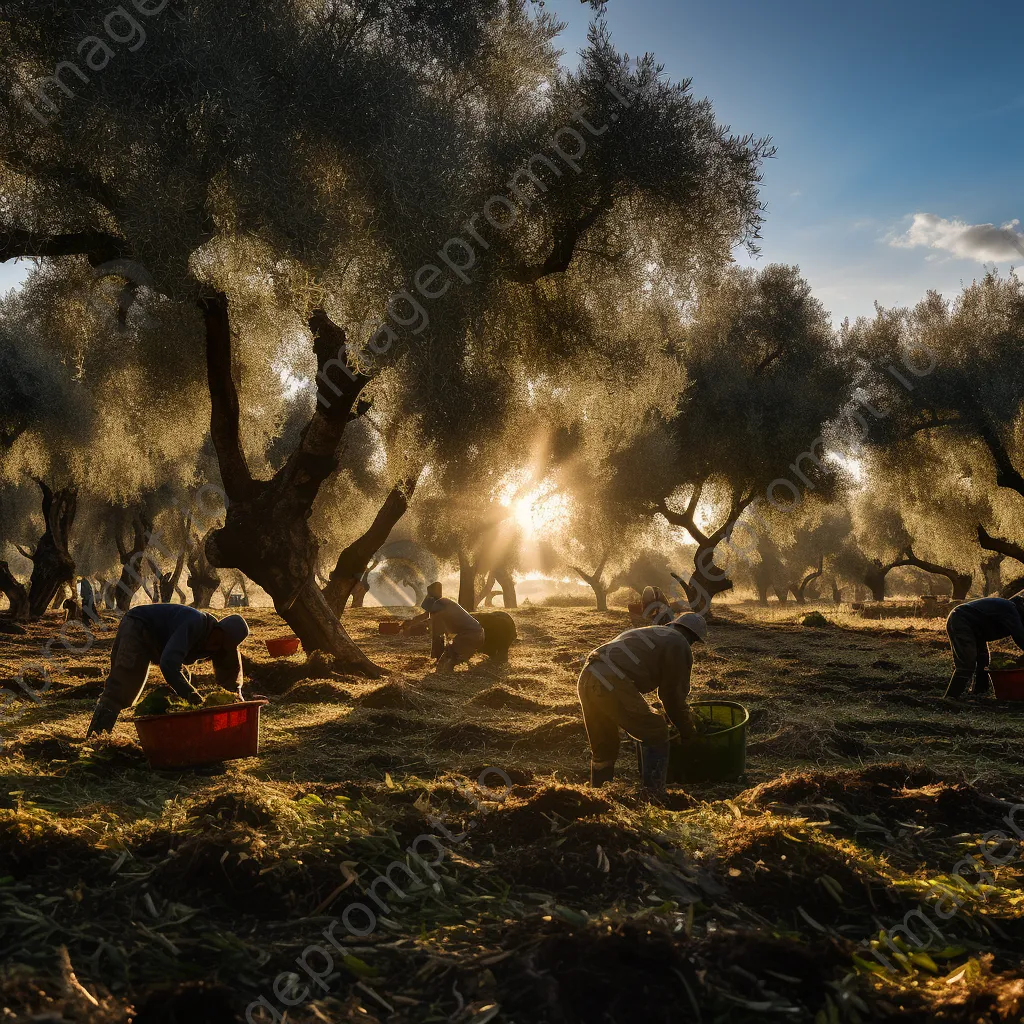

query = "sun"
[511,482,570,539]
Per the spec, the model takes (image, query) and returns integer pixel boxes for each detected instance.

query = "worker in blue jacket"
[86,604,250,736]
[944,595,1024,699]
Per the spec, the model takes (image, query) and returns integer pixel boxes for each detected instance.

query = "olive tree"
[850,274,1024,595]
[642,264,852,611]
[0,262,209,615]
[2,3,770,668]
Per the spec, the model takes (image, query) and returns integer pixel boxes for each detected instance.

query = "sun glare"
[511,481,570,539]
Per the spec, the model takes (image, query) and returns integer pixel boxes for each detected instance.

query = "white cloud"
[891,212,1024,263]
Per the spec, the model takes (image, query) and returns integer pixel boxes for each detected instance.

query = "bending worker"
[640,585,675,625]
[402,581,485,672]
[577,612,706,793]
[87,604,250,736]
[944,593,1024,699]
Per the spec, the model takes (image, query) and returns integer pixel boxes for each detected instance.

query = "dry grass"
[1,604,1023,1023]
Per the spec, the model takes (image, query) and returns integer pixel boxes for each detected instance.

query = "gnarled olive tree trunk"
[202,293,381,676]
[863,559,892,602]
[890,547,972,601]
[154,546,187,602]
[113,512,153,612]
[23,480,77,617]
[0,561,30,621]
[981,553,1004,596]
[977,527,1024,598]
[791,556,824,605]
[457,550,482,611]
[571,556,611,611]
[658,482,755,616]
[494,568,517,609]
[187,528,221,608]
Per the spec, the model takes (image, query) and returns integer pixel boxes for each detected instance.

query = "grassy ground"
[1,603,1023,1023]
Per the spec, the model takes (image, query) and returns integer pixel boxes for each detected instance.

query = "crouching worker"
[402,582,485,672]
[944,594,1024,700]
[577,612,707,793]
[640,585,675,625]
[86,605,251,736]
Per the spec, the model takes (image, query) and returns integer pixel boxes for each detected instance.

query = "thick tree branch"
[974,417,1024,498]
[890,545,972,597]
[275,309,373,510]
[2,151,120,213]
[904,412,963,437]
[977,525,1024,567]
[754,346,785,376]
[658,477,710,545]
[322,477,418,615]
[795,555,824,601]
[201,291,254,502]
[509,193,615,283]
[0,226,125,265]
[704,486,757,550]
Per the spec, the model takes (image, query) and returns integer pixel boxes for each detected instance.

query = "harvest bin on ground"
[265,636,301,657]
[991,668,1024,701]
[134,700,269,769]
[637,700,749,783]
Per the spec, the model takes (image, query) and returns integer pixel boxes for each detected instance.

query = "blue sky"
[552,0,1024,323]
[5,1,1021,323]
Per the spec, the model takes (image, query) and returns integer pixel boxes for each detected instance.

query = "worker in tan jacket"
[401,582,485,671]
[577,612,706,793]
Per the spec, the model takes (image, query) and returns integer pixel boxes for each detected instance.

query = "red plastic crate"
[134,700,268,769]
[991,668,1024,701]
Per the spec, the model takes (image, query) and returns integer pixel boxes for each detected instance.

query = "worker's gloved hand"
[676,711,697,742]
[175,686,203,706]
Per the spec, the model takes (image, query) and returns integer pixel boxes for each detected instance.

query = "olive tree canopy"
[2,2,772,665]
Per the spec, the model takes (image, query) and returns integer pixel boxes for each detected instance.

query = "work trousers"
[97,616,190,712]
[945,611,990,698]
[577,667,669,767]
[432,627,485,665]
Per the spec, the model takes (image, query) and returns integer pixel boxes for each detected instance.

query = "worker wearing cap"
[86,604,251,736]
[401,581,485,672]
[944,594,1024,700]
[640,585,676,625]
[577,611,707,793]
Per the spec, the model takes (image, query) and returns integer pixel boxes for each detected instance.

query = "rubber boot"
[86,701,120,737]
[590,762,615,787]
[971,671,992,698]
[640,740,670,794]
